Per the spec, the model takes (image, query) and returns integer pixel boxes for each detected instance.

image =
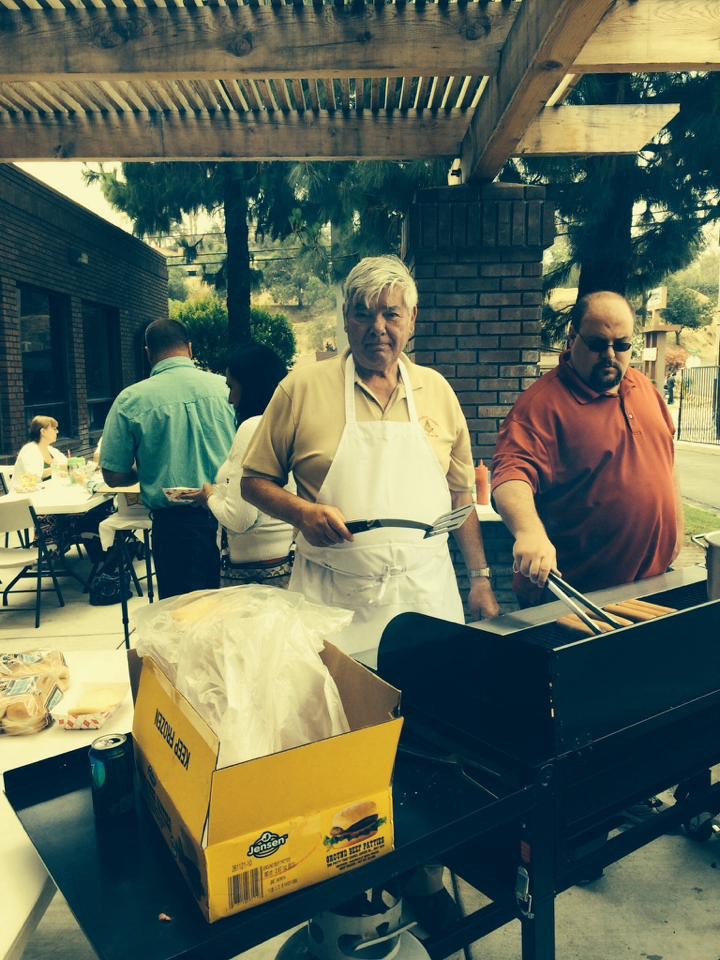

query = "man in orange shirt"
[492,290,683,605]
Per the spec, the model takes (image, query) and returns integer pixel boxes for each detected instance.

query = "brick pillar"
[403,184,555,609]
[0,275,25,460]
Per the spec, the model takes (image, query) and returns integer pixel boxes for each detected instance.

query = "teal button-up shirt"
[101,356,237,510]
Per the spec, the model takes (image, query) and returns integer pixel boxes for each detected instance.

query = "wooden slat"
[28,80,67,111]
[306,78,320,112]
[148,78,180,111]
[271,77,291,112]
[176,78,204,110]
[0,4,517,79]
[57,79,104,112]
[460,0,615,183]
[398,75,411,111]
[126,79,161,110]
[255,78,277,112]
[0,89,21,111]
[290,78,305,111]
[574,0,720,73]
[385,75,398,111]
[515,103,681,156]
[94,79,133,111]
[224,79,249,112]
[324,77,336,113]
[370,77,380,112]
[0,83,40,111]
[545,73,577,108]
[0,109,471,159]
[164,79,193,111]
[212,80,234,110]
[190,78,219,110]
[339,77,349,111]
[437,76,453,110]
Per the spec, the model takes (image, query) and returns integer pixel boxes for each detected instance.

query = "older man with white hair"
[242,255,500,661]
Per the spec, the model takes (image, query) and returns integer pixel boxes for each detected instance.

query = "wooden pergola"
[0,0,717,178]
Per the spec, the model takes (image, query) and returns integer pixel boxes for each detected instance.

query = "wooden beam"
[460,0,615,183]
[0,4,516,80]
[0,111,470,161]
[515,104,680,156]
[575,0,720,73]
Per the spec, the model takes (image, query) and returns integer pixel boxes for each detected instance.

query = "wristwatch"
[469,567,492,580]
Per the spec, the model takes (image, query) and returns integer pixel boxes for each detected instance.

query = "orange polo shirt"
[492,354,677,600]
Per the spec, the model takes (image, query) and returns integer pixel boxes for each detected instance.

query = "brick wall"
[403,183,555,608]
[0,164,167,460]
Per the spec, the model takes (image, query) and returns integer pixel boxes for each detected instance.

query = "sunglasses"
[577,332,633,354]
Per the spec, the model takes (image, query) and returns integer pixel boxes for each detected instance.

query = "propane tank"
[275,888,431,960]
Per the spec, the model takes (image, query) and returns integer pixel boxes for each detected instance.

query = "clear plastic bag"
[133,585,353,767]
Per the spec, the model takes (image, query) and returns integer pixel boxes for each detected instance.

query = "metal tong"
[546,571,626,635]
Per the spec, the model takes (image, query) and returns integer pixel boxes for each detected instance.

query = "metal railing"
[677,366,720,445]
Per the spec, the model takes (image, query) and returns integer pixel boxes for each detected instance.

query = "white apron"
[290,355,464,666]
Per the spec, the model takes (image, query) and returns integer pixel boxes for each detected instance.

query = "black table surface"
[5,740,534,960]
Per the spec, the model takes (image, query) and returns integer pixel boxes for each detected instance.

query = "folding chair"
[93,494,154,648]
[0,471,30,549]
[0,498,64,628]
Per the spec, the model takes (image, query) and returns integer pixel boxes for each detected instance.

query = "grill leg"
[520,784,557,960]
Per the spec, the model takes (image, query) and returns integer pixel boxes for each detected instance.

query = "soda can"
[89,733,134,819]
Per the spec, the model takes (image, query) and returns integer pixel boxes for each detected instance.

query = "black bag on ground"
[89,571,132,606]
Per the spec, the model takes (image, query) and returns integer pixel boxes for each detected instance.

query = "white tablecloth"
[4,479,111,517]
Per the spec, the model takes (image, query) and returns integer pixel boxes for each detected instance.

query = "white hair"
[343,255,418,313]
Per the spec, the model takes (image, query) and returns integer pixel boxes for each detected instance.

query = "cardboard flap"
[132,657,219,840]
[321,643,401,729]
[208,716,403,845]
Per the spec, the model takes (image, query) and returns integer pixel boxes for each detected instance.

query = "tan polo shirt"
[242,351,475,502]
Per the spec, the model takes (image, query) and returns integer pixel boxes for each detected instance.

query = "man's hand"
[176,483,215,507]
[512,530,557,587]
[298,503,354,547]
[468,577,501,620]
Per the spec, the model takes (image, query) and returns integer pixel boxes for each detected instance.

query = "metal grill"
[677,366,720,445]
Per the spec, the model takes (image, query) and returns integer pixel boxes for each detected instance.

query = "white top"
[12,443,66,488]
[207,415,294,564]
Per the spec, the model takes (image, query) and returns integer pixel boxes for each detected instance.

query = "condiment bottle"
[475,461,490,505]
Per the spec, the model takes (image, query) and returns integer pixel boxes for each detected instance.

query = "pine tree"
[508,72,720,327]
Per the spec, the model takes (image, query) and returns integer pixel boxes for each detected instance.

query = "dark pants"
[151,508,220,600]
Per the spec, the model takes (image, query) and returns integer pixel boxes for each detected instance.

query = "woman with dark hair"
[12,415,67,489]
[183,344,295,587]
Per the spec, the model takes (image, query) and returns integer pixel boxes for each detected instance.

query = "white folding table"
[0,649,133,960]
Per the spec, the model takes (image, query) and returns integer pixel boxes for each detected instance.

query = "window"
[82,301,121,433]
[19,285,70,431]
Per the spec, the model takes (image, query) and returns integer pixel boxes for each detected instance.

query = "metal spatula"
[346,503,475,539]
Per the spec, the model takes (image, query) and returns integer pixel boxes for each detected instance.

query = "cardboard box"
[132,643,403,922]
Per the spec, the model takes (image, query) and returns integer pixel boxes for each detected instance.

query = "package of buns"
[0,674,65,735]
[52,682,128,730]
[0,651,70,691]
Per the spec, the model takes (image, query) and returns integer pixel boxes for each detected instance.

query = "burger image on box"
[325,801,385,848]
[130,643,403,922]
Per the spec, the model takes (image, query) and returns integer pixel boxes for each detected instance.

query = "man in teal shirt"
[101,318,236,598]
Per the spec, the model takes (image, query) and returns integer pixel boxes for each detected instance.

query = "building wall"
[0,165,167,460]
[403,183,555,609]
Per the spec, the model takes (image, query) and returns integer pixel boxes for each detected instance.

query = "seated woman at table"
[12,416,67,490]
[181,344,295,587]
